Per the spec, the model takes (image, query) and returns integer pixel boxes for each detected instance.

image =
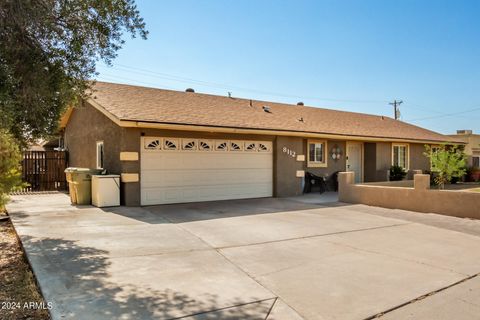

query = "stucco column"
[339,172,355,187]
[338,172,355,203]
[414,174,430,190]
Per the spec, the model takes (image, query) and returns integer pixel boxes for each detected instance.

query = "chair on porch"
[303,172,327,194]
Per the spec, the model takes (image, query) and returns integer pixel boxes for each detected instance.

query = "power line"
[105,63,390,104]
[96,74,177,90]
[405,106,480,122]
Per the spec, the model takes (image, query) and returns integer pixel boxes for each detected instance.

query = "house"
[447,130,480,168]
[59,82,460,206]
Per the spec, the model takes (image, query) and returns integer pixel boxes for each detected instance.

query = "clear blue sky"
[96,0,480,134]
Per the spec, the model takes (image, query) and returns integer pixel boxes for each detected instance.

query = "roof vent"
[297,102,304,106]
[263,106,271,113]
[298,117,305,123]
[185,88,195,93]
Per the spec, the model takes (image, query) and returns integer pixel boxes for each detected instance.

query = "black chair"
[325,171,340,192]
[303,172,327,194]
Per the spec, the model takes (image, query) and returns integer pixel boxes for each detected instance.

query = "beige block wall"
[339,171,480,219]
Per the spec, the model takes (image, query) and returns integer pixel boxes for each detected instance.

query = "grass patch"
[0,217,50,320]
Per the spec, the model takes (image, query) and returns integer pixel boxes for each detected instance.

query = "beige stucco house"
[447,130,480,168]
[59,82,461,206]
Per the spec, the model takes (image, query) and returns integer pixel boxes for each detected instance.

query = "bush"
[389,165,407,181]
[424,144,467,189]
[0,130,24,210]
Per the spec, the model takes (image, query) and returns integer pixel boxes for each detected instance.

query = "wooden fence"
[21,151,68,192]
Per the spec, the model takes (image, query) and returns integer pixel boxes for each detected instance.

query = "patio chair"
[303,172,327,194]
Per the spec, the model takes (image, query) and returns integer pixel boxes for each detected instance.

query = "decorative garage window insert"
[245,142,256,151]
[145,139,161,150]
[199,140,212,151]
[164,139,178,150]
[143,137,272,153]
[258,143,270,152]
[216,141,228,151]
[230,141,242,151]
[182,139,196,150]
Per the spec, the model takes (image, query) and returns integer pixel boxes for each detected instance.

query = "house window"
[473,156,480,168]
[307,140,327,167]
[96,141,104,169]
[392,143,409,169]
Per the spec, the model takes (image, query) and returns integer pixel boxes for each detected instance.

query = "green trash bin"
[65,168,103,205]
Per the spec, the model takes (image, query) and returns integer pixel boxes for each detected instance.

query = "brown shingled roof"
[89,81,456,143]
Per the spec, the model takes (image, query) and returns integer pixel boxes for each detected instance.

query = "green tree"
[0,0,148,144]
[424,144,467,189]
[0,130,24,210]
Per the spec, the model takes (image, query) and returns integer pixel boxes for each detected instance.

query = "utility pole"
[389,100,403,120]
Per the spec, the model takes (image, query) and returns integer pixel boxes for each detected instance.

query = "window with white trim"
[392,144,409,169]
[96,141,104,169]
[473,156,480,168]
[307,140,327,167]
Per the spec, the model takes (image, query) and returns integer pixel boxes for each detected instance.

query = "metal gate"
[21,151,68,192]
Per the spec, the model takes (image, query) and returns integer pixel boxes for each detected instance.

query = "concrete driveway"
[6,193,480,320]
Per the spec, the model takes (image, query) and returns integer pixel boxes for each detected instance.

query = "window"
[182,139,196,150]
[164,139,178,150]
[96,141,104,169]
[473,156,480,168]
[145,139,161,150]
[307,140,327,167]
[198,140,212,151]
[392,143,409,169]
[215,141,228,151]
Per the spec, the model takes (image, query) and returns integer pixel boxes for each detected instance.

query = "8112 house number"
[282,147,296,158]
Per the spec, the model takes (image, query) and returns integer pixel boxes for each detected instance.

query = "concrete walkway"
[6,193,480,320]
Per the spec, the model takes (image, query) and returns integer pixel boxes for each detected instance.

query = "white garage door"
[140,137,273,205]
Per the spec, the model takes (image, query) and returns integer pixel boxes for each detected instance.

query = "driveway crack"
[364,273,480,319]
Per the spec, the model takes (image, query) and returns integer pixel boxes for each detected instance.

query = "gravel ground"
[0,215,50,320]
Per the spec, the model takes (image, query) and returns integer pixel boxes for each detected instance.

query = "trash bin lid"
[65,167,103,173]
[92,174,120,178]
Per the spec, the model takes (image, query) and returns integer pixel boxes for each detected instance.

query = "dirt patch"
[0,218,50,320]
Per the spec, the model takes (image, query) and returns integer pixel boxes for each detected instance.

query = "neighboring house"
[27,139,61,151]
[447,130,480,168]
[59,82,460,206]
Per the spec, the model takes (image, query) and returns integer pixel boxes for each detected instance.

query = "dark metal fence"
[21,151,68,192]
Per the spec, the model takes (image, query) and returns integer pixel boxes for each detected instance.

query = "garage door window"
[145,139,161,150]
[182,139,196,150]
[216,141,228,151]
[199,140,212,151]
[164,139,178,150]
[230,141,243,151]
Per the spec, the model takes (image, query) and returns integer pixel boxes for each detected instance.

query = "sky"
[96,0,480,135]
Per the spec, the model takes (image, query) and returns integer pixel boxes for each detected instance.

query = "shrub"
[389,165,407,181]
[424,144,467,189]
[0,130,24,210]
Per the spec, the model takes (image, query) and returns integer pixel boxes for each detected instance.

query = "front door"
[346,142,363,183]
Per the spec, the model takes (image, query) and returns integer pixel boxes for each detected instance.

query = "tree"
[0,0,148,144]
[424,144,467,189]
[0,130,24,210]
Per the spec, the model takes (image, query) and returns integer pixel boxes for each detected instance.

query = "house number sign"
[282,147,296,158]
